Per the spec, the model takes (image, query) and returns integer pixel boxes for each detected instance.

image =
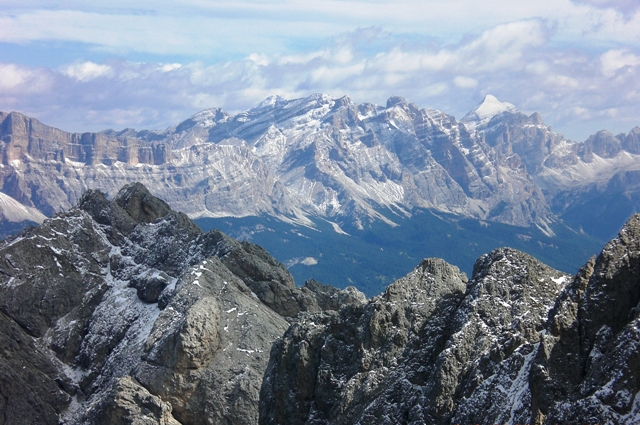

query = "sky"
[1,0,639,142]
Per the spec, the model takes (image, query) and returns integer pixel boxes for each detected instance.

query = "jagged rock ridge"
[3,94,639,241]
[470,106,640,238]
[260,215,640,424]
[0,182,365,424]
[0,97,586,232]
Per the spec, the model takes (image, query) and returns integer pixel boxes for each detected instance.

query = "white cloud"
[458,20,550,71]
[0,64,52,93]
[311,62,366,85]
[545,74,580,88]
[365,19,550,79]
[300,257,318,266]
[454,76,478,88]
[600,49,640,77]
[64,61,112,82]
[1,0,631,60]
[424,83,450,96]
[84,108,154,128]
[275,52,321,65]
[525,61,550,75]
[0,64,29,89]
[161,63,182,72]
[571,106,591,119]
[0,8,347,57]
[571,0,640,17]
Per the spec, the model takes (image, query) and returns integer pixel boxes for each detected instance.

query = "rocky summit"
[0,182,365,424]
[0,183,639,424]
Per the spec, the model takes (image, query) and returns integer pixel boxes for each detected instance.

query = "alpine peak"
[253,95,288,110]
[461,94,518,130]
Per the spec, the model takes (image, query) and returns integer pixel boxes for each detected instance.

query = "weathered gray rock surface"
[0,182,365,424]
[530,214,640,423]
[260,215,640,424]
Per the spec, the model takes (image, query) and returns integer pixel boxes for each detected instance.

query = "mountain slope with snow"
[0,94,638,242]
[0,192,46,224]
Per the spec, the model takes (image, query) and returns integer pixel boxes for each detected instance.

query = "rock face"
[0,182,365,425]
[260,251,568,424]
[260,215,640,424]
[531,214,640,423]
[470,105,640,239]
[259,258,469,425]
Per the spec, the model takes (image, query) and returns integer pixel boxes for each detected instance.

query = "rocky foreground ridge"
[0,183,638,424]
[0,182,365,424]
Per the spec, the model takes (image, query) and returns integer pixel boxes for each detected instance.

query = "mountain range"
[0,183,638,424]
[1,95,639,293]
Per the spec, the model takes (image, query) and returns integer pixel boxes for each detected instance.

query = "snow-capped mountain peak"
[474,94,517,119]
[461,94,518,130]
[191,107,229,125]
[252,95,289,111]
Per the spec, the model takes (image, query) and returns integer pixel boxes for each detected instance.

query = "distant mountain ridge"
[0,95,638,240]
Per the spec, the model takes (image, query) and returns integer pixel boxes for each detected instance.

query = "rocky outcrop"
[0,310,71,425]
[260,215,640,424]
[531,214,640,423]
[260,251,568,424]
[98,377,180,425]
[260,258,469,425]
[0,182,365,425]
